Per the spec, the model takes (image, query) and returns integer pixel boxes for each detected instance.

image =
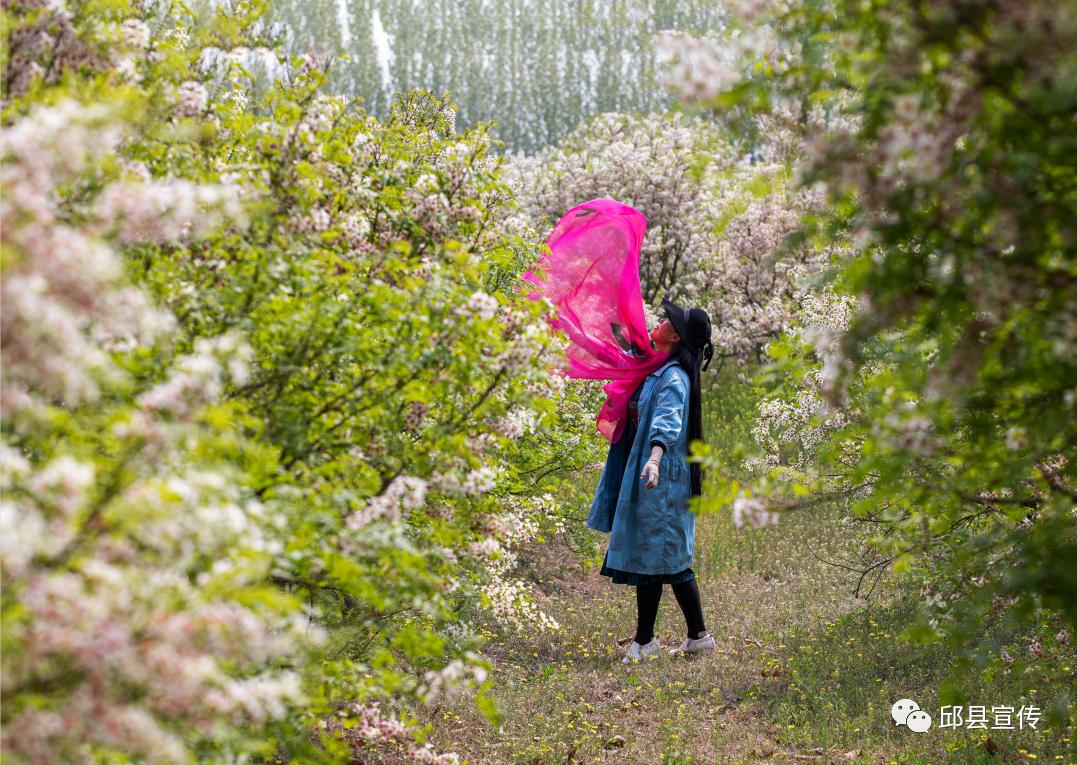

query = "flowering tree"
[663,0,1077,672]
[692,169,843,362]
[0,93,306,763]
[506,111,838,365]
[1,1,606,762]
[504,111,727,306]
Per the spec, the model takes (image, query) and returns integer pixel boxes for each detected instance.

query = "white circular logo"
[891,699,920,725]
[907,710,933,732]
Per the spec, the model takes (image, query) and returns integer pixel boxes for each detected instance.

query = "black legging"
[633,577,708,644]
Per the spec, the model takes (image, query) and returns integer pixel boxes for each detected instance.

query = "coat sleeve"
[647,368,688,453]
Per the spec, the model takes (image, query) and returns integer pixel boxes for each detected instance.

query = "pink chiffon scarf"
[521,198,670,444]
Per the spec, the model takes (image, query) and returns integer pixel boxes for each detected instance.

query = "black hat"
[662,297,715,371]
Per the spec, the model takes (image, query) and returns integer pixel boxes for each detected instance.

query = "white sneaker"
[622,637,662,664]
[669,633,715,656]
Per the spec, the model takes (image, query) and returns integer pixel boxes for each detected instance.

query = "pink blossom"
[120,19,151,49]
[345,475,429,529]
[732,496,779,528]
[176,81,209,117]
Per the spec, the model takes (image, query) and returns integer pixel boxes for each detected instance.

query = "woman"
[586,297,716,663]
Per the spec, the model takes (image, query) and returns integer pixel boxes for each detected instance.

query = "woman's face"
[649,317,681,350]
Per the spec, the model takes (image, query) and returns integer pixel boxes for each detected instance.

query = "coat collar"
[646,357,679,379]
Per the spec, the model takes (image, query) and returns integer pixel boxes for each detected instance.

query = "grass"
[413,370,1076,764]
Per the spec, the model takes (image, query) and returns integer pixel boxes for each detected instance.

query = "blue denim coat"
[586,358,694,574]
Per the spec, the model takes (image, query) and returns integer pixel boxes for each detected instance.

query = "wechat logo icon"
[892,699,932,732]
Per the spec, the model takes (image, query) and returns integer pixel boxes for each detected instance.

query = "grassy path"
[414,377,1072,763]
[421,502,1074,764]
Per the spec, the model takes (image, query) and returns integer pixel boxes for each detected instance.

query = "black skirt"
[599,549,696,586]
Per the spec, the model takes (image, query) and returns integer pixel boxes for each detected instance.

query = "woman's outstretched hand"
[640,459,661,489]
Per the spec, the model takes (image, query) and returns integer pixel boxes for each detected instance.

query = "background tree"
[662,0,1077,712]
[269,0,725,152]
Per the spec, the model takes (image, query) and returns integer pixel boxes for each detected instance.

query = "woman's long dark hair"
[670,342,705,497]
